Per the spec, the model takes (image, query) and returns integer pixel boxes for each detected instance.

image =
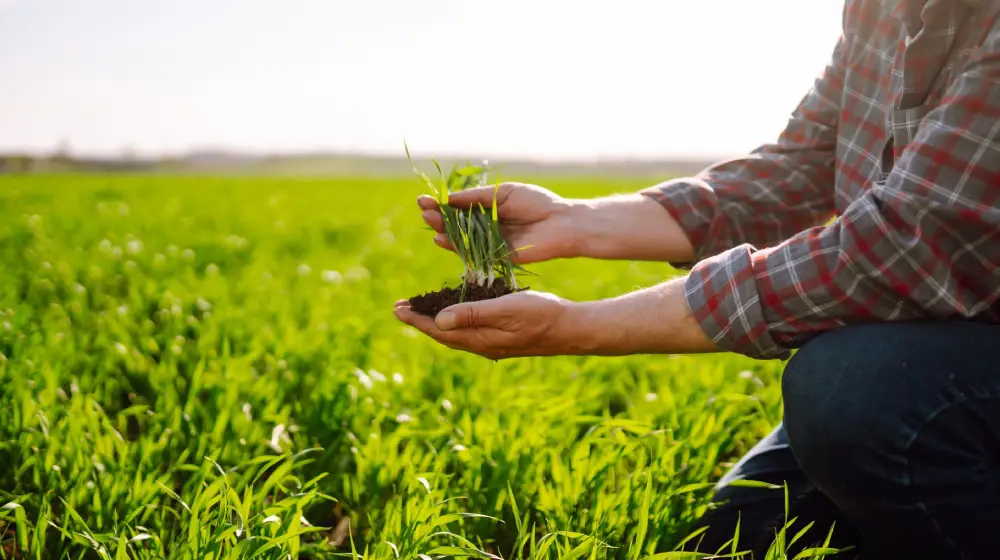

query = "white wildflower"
[269,424,288,453]
[126,239,143,254]
[225,235,247,249]
[321,270,343,284]
[345,266,370,282]
[355,368,373,390]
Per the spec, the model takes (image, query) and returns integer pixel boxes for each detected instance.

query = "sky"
[0,0,846,160]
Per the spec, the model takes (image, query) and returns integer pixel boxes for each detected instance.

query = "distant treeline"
[0,152,719,178]
[0,154,161,174]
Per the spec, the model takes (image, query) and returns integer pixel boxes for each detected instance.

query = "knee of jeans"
[780,327,889,485]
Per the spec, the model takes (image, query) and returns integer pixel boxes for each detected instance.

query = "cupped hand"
[393,290,588,360]
[417,182,579,264]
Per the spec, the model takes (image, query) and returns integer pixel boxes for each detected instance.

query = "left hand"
[395,276,720,359]
[393,290,583,360]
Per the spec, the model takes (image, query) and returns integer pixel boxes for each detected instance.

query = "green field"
[0,174,791,559]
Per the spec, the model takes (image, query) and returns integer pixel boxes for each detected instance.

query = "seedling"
[404,142,531,316]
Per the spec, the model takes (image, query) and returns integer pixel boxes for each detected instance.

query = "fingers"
[419,183,511,212]
[434,297,513,331]
[435,234,459,251]
[422,210,445,233]
[393,303,508,360]
[418,207,455,251]
[416,195,439,211]
[394,305,460,345]
[418,194,446,235]
[447,184,510,210]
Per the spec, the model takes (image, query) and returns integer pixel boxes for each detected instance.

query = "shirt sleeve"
[639,32,846,269]
[685,25,1000,360]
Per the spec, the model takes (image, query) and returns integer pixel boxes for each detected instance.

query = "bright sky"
[0,0,845,160]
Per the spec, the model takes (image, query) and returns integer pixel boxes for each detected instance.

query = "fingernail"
[435,311,457,330]
[422,210,436,220]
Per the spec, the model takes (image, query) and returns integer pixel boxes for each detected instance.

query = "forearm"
[562,194,696,263]
[559,276,719,356]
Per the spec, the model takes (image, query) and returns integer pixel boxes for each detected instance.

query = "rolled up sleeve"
[686,27,1000,359]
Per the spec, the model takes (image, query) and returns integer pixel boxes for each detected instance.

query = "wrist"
[557,195,639,260]
[553,276,718,356]
[553,299,613,355]
[549,198,599,259]
[557,194,695,262]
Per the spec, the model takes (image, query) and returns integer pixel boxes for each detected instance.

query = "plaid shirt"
[642,0,1000,360]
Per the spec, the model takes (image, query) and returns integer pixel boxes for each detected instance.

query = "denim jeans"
[688,322,1000,560]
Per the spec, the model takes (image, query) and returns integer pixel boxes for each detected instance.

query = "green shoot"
[404,142,526,295]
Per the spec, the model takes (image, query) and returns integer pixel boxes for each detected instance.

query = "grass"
[0,173,830,559]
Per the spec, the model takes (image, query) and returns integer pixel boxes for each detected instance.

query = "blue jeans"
[689,322,1000,559]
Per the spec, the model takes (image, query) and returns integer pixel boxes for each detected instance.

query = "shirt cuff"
[683,244,792,360]
[639,177,718,269]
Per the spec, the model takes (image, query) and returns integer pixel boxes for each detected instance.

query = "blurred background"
[1,0,844,176]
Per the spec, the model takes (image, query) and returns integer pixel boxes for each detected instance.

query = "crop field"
[0,174,792,559]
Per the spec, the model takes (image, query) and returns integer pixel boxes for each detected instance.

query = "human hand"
[393,290,587,360]
[417,182,580,264]
[394,276,719,359]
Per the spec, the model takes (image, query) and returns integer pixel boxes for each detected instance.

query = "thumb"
[435,299,505,331]
[447,185,503,210]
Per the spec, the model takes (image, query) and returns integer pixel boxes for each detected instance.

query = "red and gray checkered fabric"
[642,0,1000,359]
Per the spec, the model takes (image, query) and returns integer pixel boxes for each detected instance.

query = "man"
[393,0,1000,558]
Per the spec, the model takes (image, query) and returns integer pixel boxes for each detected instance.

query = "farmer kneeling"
[394,1,1000,558]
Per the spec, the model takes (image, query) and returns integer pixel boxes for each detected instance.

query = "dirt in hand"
[408,279,524,317]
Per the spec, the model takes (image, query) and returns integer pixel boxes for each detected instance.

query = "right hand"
[417,182,578,264]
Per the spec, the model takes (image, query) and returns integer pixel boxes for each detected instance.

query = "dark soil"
[408,278,524,317]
